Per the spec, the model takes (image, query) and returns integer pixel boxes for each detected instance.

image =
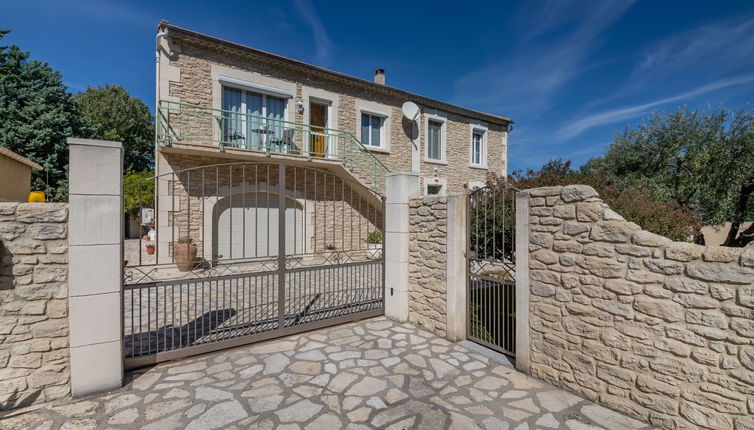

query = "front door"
[309,102,327,157]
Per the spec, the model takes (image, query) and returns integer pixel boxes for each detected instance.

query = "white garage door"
[214,192,305,261]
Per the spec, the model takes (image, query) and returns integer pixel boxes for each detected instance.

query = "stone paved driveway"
[0,317,651,429]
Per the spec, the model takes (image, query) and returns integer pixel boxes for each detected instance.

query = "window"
[427,184,442,195]
[361,113,384,148]
[427,120,443,161]
[470,128,486,167]
[221,86,286,150]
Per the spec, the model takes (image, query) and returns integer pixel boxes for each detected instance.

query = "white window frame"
[424,112,447,164]
[423,177,447,196]
[360,110,387,150]
[221,85,290,121]
[469,124,488,169]
[221,84,290,151]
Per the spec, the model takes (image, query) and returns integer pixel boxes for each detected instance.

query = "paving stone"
[107,407,139,425]
[185,400,247,430]
[275,399,323,422]
[580,404,647,429]
[3,317,648,430]
[483,417,511,430]
[305,412,342,429]
[195,386,234,401]
[345,376,387,396]
[263,352,290,375]
[536,389,582,412]
[103,393,141,413]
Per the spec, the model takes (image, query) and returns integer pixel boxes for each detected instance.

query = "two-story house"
[151,21,512,263]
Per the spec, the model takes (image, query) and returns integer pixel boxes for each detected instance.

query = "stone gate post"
[67,138,123,396]
[445,195,467,341]
[515,191,531,372]
[384,172,420,322]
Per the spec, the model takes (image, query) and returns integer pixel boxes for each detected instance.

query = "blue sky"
[3,0,754,172]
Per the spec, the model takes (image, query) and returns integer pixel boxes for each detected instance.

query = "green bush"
[496,159,701,242]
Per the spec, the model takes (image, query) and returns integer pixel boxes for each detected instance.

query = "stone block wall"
[525,185,754,429]
[408,196,448,336]
[0,203,70,409]
[160,31,507,194]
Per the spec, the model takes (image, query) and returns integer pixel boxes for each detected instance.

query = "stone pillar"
[384,171,420,322]
[67,138,123,396]
[445,195,467,341]
[514,191,530,372]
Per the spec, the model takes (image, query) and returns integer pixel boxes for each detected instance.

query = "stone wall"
[408,196,448,336]
[525,185,754,430]
[0,203,70,409]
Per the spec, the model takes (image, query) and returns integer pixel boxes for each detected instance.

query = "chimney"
[374,68,385,85]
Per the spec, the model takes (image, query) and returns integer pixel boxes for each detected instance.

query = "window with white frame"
[221,86,287,150]
[427,120,443,161]
[470,128,486,167]
[360,113,385,148]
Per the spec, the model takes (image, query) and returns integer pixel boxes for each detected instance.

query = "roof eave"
[159,21,513,127]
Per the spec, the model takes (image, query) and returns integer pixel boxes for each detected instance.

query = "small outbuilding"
[0,146,43,202]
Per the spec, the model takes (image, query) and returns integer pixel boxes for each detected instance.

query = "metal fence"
[156,100,389,194]
[123,161,385,368]
[467,184,518,356]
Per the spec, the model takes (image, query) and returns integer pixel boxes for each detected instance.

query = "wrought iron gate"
[467,184,517,356]
[122,162,384,369]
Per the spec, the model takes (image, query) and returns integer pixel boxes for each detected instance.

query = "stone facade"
[0,203,70,409]
[158,24,509,195]
[408,196,448,336]
[525,185,754,430]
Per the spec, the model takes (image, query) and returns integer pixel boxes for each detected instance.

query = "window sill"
[424,158,448,165]
[469,164,488,170]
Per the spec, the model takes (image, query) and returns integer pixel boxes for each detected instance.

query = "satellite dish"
[402,101,420,121]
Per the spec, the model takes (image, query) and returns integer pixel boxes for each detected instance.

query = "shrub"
[493,159,701,242]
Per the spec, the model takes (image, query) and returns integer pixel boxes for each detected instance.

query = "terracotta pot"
[174,236,197,272]
[146,246,155,255]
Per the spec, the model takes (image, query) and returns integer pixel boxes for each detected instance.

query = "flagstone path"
[0,317,651,429]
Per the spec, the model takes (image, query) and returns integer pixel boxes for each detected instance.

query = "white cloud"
[558,74,754,140]
[634,17,754,79]
[293,0,333,66]
[452,0,635,114]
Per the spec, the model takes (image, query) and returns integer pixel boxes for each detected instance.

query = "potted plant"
[366,230,382,259]
[174,236,197,272]
[145,240,155,255]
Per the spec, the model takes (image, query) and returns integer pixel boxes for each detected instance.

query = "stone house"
[0,147,43,203]
[153,21,512,262]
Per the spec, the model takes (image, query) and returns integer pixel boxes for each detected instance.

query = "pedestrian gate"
[467,184,517,356]
[122,162,384,369]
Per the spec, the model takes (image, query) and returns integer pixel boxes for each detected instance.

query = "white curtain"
[266,96,286,150]
[245,92,264,150]
[222,87,243,145]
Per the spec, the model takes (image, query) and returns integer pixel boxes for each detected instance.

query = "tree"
[123,170,155,220]
[0,30,87,201]
[73,84,154,172]
[588,106,754,246]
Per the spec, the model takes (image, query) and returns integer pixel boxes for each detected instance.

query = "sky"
[3,0,754,172]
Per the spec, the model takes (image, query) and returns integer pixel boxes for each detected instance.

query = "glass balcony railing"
[156,100,389,194]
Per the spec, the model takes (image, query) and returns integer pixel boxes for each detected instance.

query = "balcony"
[156,100,389,194]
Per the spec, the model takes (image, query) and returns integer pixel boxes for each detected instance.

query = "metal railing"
[156,100,389,194]
[466,184,519,356]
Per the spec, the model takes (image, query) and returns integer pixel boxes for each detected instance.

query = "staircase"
[156,100,389,195]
